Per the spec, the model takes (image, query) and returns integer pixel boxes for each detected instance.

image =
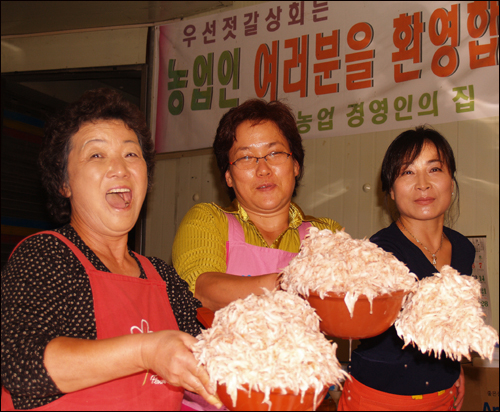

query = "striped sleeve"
[172,203,228,294]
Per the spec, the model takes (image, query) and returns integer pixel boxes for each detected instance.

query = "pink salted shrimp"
[280,228,418,317]
[395,265,499,361]
[192,290,348,410]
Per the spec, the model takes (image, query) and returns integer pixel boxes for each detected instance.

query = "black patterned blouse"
[1,224,202,410]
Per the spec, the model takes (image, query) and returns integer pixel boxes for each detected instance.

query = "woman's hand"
[45,332,222,408]
[453,366,465,410]
[141,330,222,408]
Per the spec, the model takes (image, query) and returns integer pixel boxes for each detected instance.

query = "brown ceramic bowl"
[216,382,329,411]
[306,290,409,339]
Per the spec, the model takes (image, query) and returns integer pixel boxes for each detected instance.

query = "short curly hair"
[213,99,305,200]
[39,88,155,225]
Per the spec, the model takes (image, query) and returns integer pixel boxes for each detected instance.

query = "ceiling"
[1,1,233,104]
[1,1,232,37]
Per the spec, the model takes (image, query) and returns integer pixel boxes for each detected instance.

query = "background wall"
[145,116,499,330]
[2,1,498,332]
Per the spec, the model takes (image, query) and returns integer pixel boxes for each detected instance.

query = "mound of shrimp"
[280,228,418,317]
[395,265,499,361]
[192,290,348,410]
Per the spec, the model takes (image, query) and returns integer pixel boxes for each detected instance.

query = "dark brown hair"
[213,99,305,200]
[39,88,155,225]
[380,125,459,224]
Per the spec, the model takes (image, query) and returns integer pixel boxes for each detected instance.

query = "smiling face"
[62,119,148,237]
[225,120,299,215]
[390,142,454,223]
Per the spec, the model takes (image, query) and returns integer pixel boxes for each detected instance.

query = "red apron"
[2,231,184,411]
[225,213,311,276]
[338,375,458,411]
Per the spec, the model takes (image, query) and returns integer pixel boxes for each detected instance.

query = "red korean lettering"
[314,30,340,95]
[392,12,424,82]
[312,1,329,23]
[467,1,499,69]
[265,6,282,32]
[222,16,237,41]
[284,35,309,97]
[183,25,196,47]
[202,21,216,44]
[429,4,460,77]
[288,1,305,26]
[254,41,279,101]
[346,22,375,90]
[243,11,259,36]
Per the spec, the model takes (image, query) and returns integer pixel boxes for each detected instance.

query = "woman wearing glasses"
[172,99,342,311]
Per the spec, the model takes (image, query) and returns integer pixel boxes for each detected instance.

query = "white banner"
[155,1,499,153]
[468,236,492,326]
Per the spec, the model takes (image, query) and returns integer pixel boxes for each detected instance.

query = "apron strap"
[9,230,158,280]
[226,213,245,242]
[9,231,94,271]
[132,252,163,283]
[298,221,312,241]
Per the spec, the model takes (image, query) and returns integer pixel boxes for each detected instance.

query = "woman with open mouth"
[1,88,222,411]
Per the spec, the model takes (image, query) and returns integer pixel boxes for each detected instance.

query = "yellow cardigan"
[172,200,343,294]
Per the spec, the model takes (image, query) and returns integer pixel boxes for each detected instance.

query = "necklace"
[398,219,444,267]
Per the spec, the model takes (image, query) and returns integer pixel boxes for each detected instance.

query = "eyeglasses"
[229,152,292,170]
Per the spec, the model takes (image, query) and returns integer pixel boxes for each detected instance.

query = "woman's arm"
[44,330,222,408]
[172,204,228,295]
[195,272,279,311]
[1,233,96,400]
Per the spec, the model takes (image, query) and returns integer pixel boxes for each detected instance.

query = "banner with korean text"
[155,1,499,153]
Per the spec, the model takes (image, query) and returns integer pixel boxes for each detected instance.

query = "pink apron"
[184,215,312,411]
[225,213,311,276]
[2,231,184,411]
